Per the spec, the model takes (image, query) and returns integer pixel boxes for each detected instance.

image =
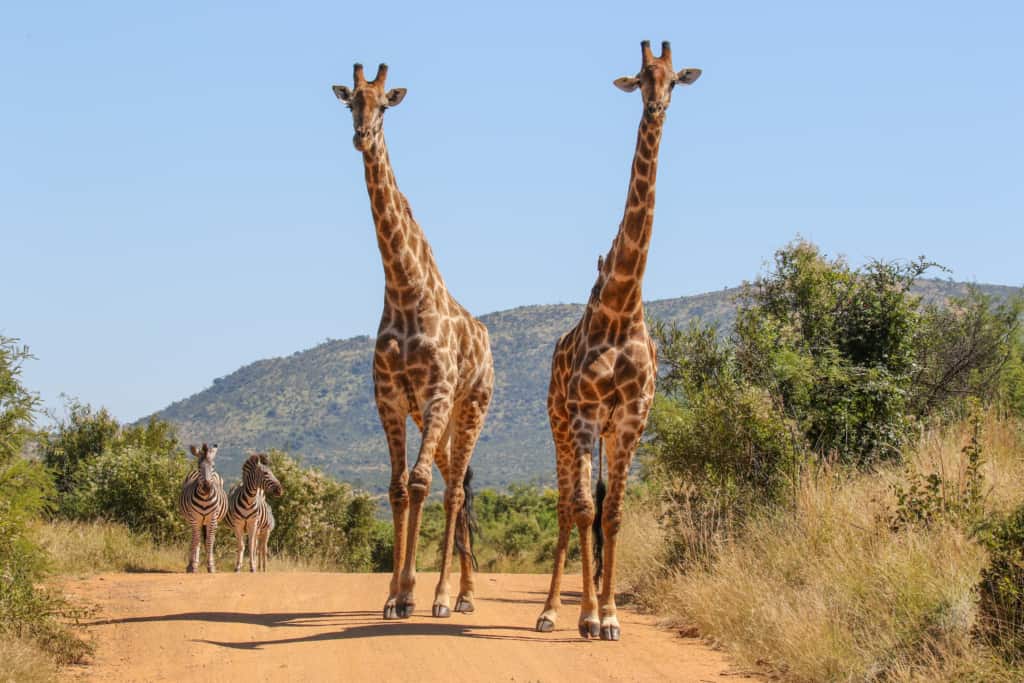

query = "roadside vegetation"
[617,240,1024,681]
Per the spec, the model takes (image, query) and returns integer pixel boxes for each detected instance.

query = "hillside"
[149,280,1019,492]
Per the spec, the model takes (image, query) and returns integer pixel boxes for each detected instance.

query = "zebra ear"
[207,445,218,459]
[189,445,200,457]
[258,454,270,465]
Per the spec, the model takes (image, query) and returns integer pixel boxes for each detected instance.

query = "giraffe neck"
[361,131,442,303]
[591,112,665,319]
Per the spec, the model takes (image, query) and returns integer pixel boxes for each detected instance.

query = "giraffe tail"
[593,440,606,588]
[455,466,479,571]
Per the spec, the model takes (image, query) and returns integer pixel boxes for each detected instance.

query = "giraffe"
[535,40,701,641]
[333,63,494,620]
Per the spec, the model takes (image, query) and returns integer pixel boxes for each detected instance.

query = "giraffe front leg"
[186,521,201,573]
[378,400,409,620]
[570,426,600,639]
[598,427,641,641]
[399,392,453,619]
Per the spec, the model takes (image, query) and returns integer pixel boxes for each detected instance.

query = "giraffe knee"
[573,495,595,528]
[409,463,432,497]
[602,510,622,538]
[389,480,409,507]
[444,487,465,517]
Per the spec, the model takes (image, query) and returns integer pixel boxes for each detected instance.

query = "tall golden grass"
[35,520,334,576]
[619,413,1024,682]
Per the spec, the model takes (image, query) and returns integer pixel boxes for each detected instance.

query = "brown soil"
[62,572,755,682]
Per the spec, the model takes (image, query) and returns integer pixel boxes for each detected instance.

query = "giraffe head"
[189,443,218,492]
[614,41,701,121]
[332,63,407,152]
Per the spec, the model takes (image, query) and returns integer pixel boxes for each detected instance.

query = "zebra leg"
[234,525,244,572]
[248,523,258,572]
[258,530,268,571]
[205,519,218,573]
[187,520,201,573]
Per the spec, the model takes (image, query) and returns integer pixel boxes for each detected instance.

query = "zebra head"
[245,453,283,497]
[189,443,219,493]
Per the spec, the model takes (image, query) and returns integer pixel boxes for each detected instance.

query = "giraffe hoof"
[579,620,600,639]
[186,565,196,574]
[600,625,621,641]
[432,604,451,618]
[383,603,399,620]
[536,617,555,633]
[207,567,216,574]
[454,597,474,614]
[396,602,415,619]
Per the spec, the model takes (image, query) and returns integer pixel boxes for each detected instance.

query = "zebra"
[226,453,283,572]
[178,443,228,573]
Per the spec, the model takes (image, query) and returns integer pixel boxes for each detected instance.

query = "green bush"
[735,240,933,465]
[262,450,380,571]
[0,337,90,669]
[61,445,191,543]
[914,287,1023,417]
[978,503,1024,662]
[416,483,570,572]
[647,321,801,507]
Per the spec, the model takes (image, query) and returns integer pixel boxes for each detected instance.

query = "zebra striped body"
[226,454,283,572]
[179,444,228,573]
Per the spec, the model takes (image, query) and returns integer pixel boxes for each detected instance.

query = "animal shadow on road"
[195,618,584,649]
[88,609,583,647]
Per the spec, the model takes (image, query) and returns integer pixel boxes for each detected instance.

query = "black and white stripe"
[226,453,283,572]
[178,443,228,573]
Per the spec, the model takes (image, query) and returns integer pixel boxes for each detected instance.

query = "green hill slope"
[150,280,1019,491]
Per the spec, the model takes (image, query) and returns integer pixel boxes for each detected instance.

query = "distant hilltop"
[147,279,1021,492]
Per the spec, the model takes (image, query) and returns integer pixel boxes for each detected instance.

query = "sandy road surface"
[62,572,753,682]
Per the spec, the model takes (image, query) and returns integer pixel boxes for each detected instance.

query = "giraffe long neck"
[592,112,665,318]
[361,133,442,301]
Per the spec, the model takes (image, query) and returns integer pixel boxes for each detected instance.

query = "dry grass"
[0,637,58,683]
[619,414,1024,682]
[36,520,328,576]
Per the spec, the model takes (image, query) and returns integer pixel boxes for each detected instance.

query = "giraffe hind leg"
[434,396,487,617]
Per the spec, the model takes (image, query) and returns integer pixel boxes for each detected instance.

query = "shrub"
[262,450,379,571]
[0,338,90,672]
[977,504,1024,662]
[61,444,191,543]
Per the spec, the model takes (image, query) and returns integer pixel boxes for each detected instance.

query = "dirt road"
[62,572,750,682]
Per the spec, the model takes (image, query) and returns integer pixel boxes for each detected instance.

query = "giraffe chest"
[567,337,657,405]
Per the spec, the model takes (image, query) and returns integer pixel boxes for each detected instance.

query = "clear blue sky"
[2,1,1021,423]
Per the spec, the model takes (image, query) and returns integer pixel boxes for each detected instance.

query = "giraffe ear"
[613,76,640,93]
[332,85,353,103]
[385,88,407,107]
[675,68,702,86]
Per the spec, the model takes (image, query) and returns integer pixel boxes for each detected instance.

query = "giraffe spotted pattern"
[536,40,701,641]
[333,63,494,620]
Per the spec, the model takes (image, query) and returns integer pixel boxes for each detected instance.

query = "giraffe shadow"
[86,610,378,628]
[195,621,585,649]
